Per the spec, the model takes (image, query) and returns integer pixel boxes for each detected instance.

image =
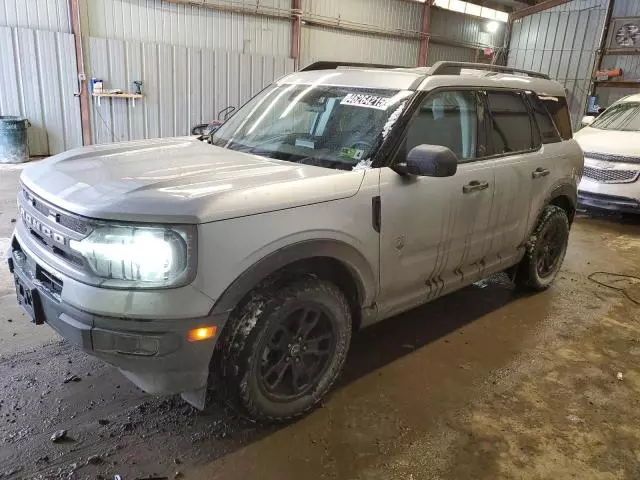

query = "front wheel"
[516,205,570,291]
[214,278,352,422]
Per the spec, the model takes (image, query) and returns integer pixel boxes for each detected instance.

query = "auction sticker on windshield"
[340,93,391,110]
[340,147,364,160]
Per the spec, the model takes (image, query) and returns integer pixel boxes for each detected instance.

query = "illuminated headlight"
[70,225,195,288]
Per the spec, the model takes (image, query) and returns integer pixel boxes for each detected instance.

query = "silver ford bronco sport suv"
[8,61,583,422]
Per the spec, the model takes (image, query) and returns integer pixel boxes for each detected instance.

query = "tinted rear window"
[527,93,562,144]
[539,95,572,139]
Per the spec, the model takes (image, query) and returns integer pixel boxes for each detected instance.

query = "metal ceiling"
[463,0,537,11]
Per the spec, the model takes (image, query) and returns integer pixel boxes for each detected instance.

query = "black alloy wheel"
[213,278,352,422]
[259,305,336,401]
[516,204,570,291]
[536,219,566,278]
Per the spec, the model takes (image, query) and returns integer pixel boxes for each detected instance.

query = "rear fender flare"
[528,182,577,238]
[547,183,578,209]
[547,182,577,220]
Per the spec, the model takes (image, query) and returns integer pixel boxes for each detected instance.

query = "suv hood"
[21,138,364,224]
[574,127,640,157]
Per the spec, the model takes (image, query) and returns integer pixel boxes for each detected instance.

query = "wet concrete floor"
[1,164,639,479]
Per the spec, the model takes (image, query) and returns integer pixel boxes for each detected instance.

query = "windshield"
[210,82,413,170]
[590,102,640,131]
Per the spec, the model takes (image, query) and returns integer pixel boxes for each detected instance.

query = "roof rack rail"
[429,61,550,80]
[301,61,406,71]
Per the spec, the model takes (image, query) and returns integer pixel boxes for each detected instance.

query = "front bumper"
[578,165,640,214]
[578,190,639,213]
[7,232,224,407]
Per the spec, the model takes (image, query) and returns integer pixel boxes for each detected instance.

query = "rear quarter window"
[527,93,562,144]
[539,95,572,140]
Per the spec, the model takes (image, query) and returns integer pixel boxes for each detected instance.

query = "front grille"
[583,166,639,184]
[28,228,84,266]
[18,187,91,271]
[37,267,63,297]
[22,189,88,234]
[12,239,64,298]
[584,152,640,165]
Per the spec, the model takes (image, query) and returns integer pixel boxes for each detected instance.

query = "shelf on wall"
[594,81,640,89]
[92,92,144,107]
[603,49,640,56]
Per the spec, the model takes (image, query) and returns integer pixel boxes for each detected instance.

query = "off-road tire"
[516,205,570,291]
[213,278,352,423]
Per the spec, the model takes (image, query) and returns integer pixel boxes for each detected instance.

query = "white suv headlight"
[70,225,196,288]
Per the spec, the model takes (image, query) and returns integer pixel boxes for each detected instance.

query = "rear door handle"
[463,180,489,194]
[532,167,550,179]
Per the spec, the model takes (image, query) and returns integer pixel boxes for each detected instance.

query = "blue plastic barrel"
[0,116,30,164]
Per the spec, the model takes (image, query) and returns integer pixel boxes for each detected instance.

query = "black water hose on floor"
[587,272,640,306]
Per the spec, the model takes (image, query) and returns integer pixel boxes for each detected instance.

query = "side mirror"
[394,145,458,177]
[191,123,209,136]
[581,115,596,127]
[191,120,223,136]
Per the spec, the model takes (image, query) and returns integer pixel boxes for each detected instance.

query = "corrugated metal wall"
[427,43,477,65]
[300,4,504,70]
[1,0,518,155]
[507,0,608,127]
[596,0,640,107]
[302,0,422,32]
[0,0,71,33]
[426,8,507,67]
[78,0,291,56]
[612,0,640,15]
[0,26,82,155]
[300,25,418,67]
[301,0,505,50]
[79,0,295,146]
[430,8,506,49]
[85,36,294,144]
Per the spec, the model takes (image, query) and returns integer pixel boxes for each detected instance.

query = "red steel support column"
[417,0,432,67]
[291,0,302,70]
[69,0,91,146]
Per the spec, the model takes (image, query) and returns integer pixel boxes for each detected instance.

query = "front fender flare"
[210,239,377,317]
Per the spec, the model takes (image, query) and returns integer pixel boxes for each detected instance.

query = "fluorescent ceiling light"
[434,0,508,23]
[449,0,466,13]
[485,20,499,33]
[465,3,482,16]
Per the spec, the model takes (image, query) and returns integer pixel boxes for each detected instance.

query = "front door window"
[404,90,482,162]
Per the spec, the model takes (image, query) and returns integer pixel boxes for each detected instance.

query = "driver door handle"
[532,167,550,179]
[463,180,489,194]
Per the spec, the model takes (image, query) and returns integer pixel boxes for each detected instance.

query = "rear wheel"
[214,278,351,422]
[516,205,570,291]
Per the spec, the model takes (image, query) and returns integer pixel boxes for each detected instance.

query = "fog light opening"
[188,326,216,342]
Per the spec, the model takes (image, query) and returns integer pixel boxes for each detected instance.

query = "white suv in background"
[8,62,583,422]
[577,94,640,214]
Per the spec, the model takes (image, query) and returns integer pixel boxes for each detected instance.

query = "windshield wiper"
[296,155,355,170]
[248,150,282,159]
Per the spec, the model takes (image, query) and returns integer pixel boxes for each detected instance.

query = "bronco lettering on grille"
[20,206,68,247]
